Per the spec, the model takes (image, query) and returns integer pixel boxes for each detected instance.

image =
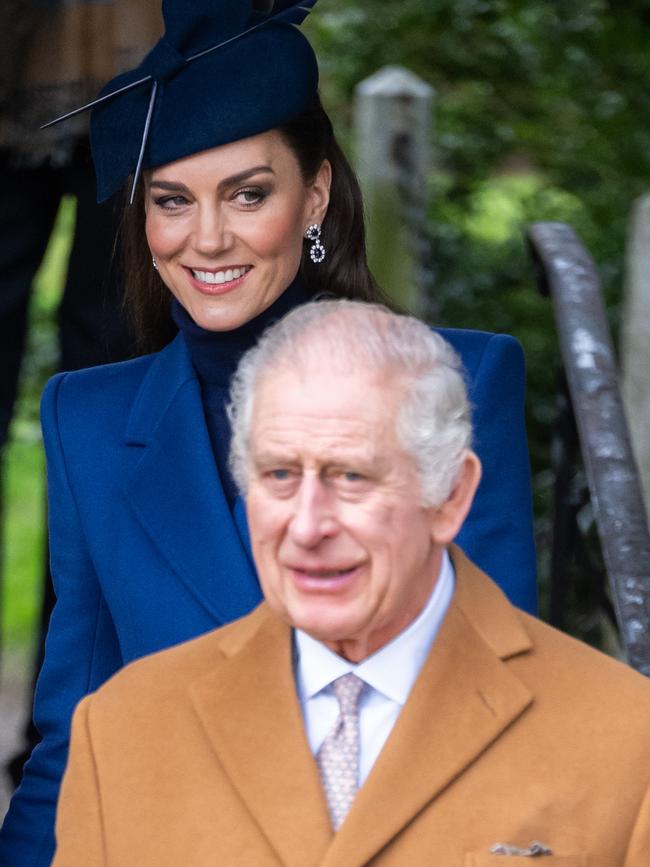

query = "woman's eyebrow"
[148,180,191,192]
[217,165,274,191]
[148,166,275,194]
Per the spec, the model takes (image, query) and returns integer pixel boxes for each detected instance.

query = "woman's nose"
[191,205,231,256]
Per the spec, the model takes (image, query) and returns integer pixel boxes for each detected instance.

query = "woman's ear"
[307,158,332,226]
[429,451,482,546]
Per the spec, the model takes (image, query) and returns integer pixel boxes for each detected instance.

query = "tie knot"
[332,673,365,715]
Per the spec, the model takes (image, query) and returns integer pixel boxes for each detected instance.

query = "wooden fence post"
[354,66,435,316]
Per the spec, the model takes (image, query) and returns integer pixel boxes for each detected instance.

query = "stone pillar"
[621,193,650,518]
[354,66,435,316]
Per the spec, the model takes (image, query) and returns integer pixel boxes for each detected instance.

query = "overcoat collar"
[125,334,195,445]
[188,547,534,867]
[123,335,261,624]
[190,607,333,867]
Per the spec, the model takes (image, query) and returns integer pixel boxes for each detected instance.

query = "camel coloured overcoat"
[53,546,650,867]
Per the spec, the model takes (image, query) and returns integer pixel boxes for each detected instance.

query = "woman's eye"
[234,187,267,207]
[153,194,188,210]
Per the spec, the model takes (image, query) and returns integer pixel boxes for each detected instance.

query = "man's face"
[246,364,443,662]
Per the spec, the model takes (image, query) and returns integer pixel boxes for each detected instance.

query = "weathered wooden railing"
[527,221,650,677]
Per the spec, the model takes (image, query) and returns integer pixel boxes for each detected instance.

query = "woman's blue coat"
[0,328,537,866]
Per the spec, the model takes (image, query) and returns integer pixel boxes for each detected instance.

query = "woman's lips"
[184,265,253,295]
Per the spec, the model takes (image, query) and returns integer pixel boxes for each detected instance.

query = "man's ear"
[429,451,482,545]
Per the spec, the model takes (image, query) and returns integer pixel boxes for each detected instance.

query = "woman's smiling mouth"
[186,265,253,294]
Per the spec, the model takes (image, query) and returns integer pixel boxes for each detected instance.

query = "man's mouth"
[300,568,356,578]
[286,561,365,593]
[290,565,361,581]
[191,265,252,285]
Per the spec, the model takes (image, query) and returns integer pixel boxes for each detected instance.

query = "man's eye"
[262,468,299,494]
[264,468,299,486]
[333,470,367,488]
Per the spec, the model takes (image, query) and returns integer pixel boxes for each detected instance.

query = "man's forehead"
[249,370,405,469]
[251,368,400,436]
[252,425,382,457]
[253,361,402,407]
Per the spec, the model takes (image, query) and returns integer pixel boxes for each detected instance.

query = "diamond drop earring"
[305,224,326,264]
[152,256,158,270]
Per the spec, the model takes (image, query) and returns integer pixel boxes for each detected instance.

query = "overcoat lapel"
[189,608,333,867]
[320,549,534,867]
[123,335,261,624]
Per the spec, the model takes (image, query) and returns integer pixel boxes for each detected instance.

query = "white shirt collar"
[295,549,455,707]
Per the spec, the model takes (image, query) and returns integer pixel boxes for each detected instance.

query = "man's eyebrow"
[148,166,275,194]
[252,449,297,465]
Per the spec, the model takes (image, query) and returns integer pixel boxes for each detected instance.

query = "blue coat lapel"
[124,336,262,624]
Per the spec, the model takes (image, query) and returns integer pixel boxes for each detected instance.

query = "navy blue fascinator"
[44,0,319,202]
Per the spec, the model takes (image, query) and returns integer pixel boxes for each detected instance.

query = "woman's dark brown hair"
[120,95,388,354]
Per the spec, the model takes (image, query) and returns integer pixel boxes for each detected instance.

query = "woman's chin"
[183,299,252,332]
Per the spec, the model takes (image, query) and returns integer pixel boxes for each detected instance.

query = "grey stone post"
[621,193,650,518]
[354,66,435,316]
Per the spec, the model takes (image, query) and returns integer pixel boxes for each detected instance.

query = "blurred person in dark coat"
[0,0,162,789]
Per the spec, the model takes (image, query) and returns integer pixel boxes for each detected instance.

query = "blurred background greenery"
[1,198,73,654]
[3,0,650,656]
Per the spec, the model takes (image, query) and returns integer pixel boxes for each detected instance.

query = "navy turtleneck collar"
[171,275,312,388]
[171,275,312,509]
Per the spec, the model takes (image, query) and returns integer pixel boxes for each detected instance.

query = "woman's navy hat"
[43,0,319,202]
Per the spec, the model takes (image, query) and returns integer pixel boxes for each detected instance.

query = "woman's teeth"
[192,266,250,284]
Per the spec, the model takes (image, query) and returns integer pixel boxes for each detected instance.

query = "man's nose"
[288,476,337,548]
[191,205,231,256]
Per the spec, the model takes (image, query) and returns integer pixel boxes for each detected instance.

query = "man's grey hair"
[228,300,473,507]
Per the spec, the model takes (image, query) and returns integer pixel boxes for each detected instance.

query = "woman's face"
[144,130,331,331]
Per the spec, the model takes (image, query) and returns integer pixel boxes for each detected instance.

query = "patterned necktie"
[316,673,366,831]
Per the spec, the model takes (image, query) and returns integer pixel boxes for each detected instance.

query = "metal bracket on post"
[527,221,650,676]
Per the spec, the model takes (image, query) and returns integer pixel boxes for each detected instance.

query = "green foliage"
[309,0,649,276]
[1,441,45,651]
[16,197,73,430]
[1,198,71,654]
[308,0,650,308]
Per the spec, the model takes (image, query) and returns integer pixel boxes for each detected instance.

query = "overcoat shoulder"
[52,548,650,867]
